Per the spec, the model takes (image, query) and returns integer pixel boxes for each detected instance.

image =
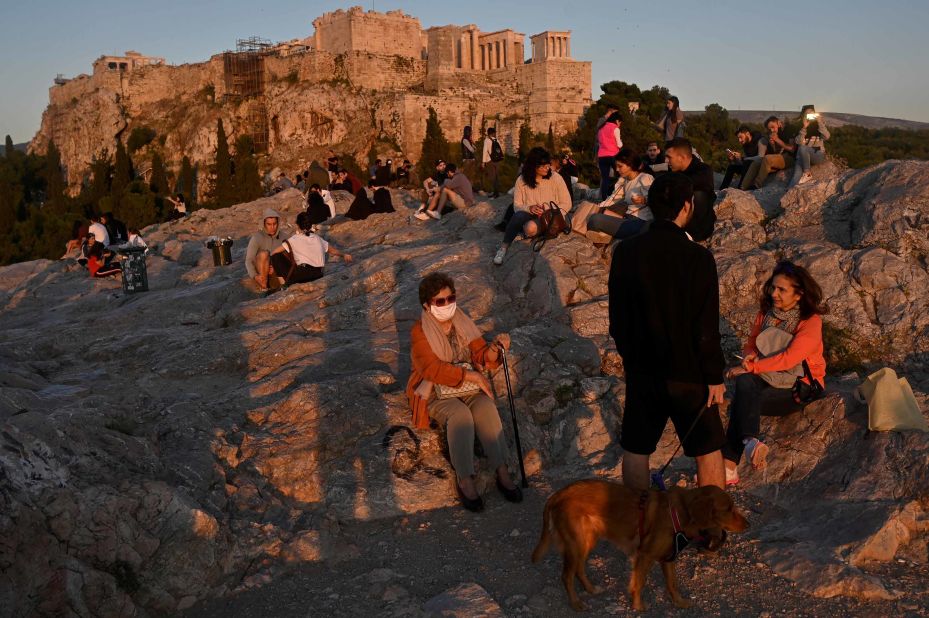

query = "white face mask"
[429,302,457,322]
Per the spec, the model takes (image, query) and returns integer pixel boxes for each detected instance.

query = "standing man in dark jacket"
[609,172,726,490]
[665,138,717,242]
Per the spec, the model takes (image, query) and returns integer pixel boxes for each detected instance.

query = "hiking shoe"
[414,210,430,221]
[493,247,507,265]
[798,172,813,185]
[427,209,442,220]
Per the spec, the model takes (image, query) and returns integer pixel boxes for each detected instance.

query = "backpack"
[490,139,504,162]
[531,202,571,252]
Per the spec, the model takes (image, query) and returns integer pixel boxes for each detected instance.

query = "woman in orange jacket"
[406,272,523,512]
[723,261,828,485]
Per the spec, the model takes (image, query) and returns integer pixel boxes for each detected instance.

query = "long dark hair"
[667,96,680,111]
[462,125,472,141]
[800,105,821,139]
[760,261,828,319]
[520,146,551,188]
[614,147,645,173]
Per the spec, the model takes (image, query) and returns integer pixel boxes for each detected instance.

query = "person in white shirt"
[88,215,110,247]
[572,149,654,239]
[269,211,352,285]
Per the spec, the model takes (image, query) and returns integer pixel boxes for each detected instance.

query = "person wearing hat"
[244,208,291,292]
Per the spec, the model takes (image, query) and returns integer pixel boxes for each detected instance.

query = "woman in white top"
[581,149,654,240]
[270,211,352,285]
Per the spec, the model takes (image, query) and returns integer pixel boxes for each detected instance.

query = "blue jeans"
[722,373,802,464]
[503,210,537,245]
[587,214,648,239]
[789,145,826,187]
[598,156,615,201]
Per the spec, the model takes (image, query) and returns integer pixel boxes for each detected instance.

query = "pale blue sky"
[2,0,928,143]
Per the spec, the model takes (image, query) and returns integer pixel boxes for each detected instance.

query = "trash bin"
[116,246,149,293]
[206,237,233,266]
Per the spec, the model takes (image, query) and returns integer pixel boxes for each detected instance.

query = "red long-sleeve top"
[744,312,826,384]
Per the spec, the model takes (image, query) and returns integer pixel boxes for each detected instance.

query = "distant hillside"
[690,110,929,131]
[0,142,27,156]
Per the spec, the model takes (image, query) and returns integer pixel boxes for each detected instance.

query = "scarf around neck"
[763,306,801,335]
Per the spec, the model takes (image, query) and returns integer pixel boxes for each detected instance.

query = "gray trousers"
[429,393,507,480]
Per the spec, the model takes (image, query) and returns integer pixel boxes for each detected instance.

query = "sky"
[2,0,928,144]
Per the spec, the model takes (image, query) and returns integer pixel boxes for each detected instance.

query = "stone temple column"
[471,30,478,70]
[566,37,571,58]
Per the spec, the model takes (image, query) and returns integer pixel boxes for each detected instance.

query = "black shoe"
[456,483,484,512]
[496,477,523,503]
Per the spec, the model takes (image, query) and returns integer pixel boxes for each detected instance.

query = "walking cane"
[498,343,529,488]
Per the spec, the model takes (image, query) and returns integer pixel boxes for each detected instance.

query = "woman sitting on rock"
[723,261,827,484]
[406,272,522,512]
[572,148,654,240]
[493,147,572,265]
[788,105,831,188]
[269,211,351,285]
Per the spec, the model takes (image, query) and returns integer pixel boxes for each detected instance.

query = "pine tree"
[175,156,195,206]
[212,119,234,208]
[43,140,66,214]
[232,135,263,203]
[0,164,22,230]
[88,149,113,205]
[149,152,169,196]
[417,107,451,181]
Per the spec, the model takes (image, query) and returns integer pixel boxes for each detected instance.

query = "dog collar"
[664,504,704,562]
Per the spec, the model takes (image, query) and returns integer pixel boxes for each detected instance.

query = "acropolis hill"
[30,6,592,195]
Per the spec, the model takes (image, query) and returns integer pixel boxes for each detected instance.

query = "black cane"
[499,344,528,488]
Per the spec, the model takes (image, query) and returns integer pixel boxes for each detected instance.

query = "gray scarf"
[763,306,801,335]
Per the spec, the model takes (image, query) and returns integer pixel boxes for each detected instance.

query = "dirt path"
[184,478,927,617]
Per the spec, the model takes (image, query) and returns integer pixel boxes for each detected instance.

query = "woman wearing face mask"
[406,272,522,512]
[722,261,827,485]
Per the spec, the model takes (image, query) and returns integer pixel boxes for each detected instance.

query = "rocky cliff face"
[1,162,928,616]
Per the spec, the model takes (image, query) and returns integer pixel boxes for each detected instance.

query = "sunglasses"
[431,294,456,307]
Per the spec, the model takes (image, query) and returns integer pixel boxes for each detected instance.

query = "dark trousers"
[503,210,537,245]
[270,253,324,285]
[722,373,803,464]
[597,156,615,201]
[483,161,499,195]
[720,161,753,190]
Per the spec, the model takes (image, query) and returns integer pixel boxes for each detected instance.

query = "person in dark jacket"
[665,138,717,242]
[720,126,763,189]
[608,172,727,490]
[101,212,128,246]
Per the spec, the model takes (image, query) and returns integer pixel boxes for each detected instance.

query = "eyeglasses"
[431,294,456,307]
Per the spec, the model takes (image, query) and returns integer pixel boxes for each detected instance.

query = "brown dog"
[531,480,749,611]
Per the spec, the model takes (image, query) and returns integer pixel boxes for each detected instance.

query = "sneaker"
[414,210,430,221]
[743,438,769,470]
[493,247,507,265]
[426,209,442,220]
[725,465,740,486]
[798,172,813,185]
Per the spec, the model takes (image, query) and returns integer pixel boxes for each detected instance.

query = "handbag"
[755,327,803,389]
[532,201,572,252]
[792,360,824,404]
[434,362,482,400]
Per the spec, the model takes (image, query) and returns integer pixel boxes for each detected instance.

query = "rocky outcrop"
[1,160,928,615]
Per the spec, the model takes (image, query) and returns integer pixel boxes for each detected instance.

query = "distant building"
[92,51,165,75]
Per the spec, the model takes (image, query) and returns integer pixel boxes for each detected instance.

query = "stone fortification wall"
[518,60,592,134]
[312,7,423,59]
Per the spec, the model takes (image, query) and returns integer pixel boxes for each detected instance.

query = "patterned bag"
[434,362,482,400]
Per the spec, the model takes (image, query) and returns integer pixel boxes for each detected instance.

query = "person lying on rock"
[722,261,827,485]
[244,208,290,292]
[572,148,654,240]
[406,272,523,512]
[493,147,572,265]
[268,211,351,286]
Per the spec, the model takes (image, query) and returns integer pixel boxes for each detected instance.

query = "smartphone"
[806,113,818,121]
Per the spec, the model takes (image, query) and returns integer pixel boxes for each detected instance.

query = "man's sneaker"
[414,210,430,221]
[798,172,813,185]
[493,247,507,265]
[427,209,442,220]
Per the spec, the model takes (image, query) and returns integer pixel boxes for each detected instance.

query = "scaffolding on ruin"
[222,36,271,152]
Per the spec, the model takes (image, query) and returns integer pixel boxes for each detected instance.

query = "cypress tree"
[175,156,195,204]
[149,152,169,196]
[212,119,234,208]
[111,140,133,206]
[88,149,113,205]
[518,120,532,163]
[547,123,556,152]
[232,135,263,203]
[43,140,66,213]
[417,107,451,181]
[4,135,14,158]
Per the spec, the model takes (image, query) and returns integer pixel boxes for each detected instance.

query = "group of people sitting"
[64,212,147,278]
[720,106,830,190]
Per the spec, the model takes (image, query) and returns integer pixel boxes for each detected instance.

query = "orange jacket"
[406,320,500,429]
[744,312,826,384]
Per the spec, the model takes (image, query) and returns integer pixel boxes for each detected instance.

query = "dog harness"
[637,491,705,562]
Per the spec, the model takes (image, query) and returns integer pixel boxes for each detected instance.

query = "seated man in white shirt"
[269,211,352,286]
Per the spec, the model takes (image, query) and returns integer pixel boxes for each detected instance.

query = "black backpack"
[490,139,504,162]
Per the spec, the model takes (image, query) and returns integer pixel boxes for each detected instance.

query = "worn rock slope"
[1,161,928,616]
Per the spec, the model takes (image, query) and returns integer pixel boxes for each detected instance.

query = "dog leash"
[650,404,709,491]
